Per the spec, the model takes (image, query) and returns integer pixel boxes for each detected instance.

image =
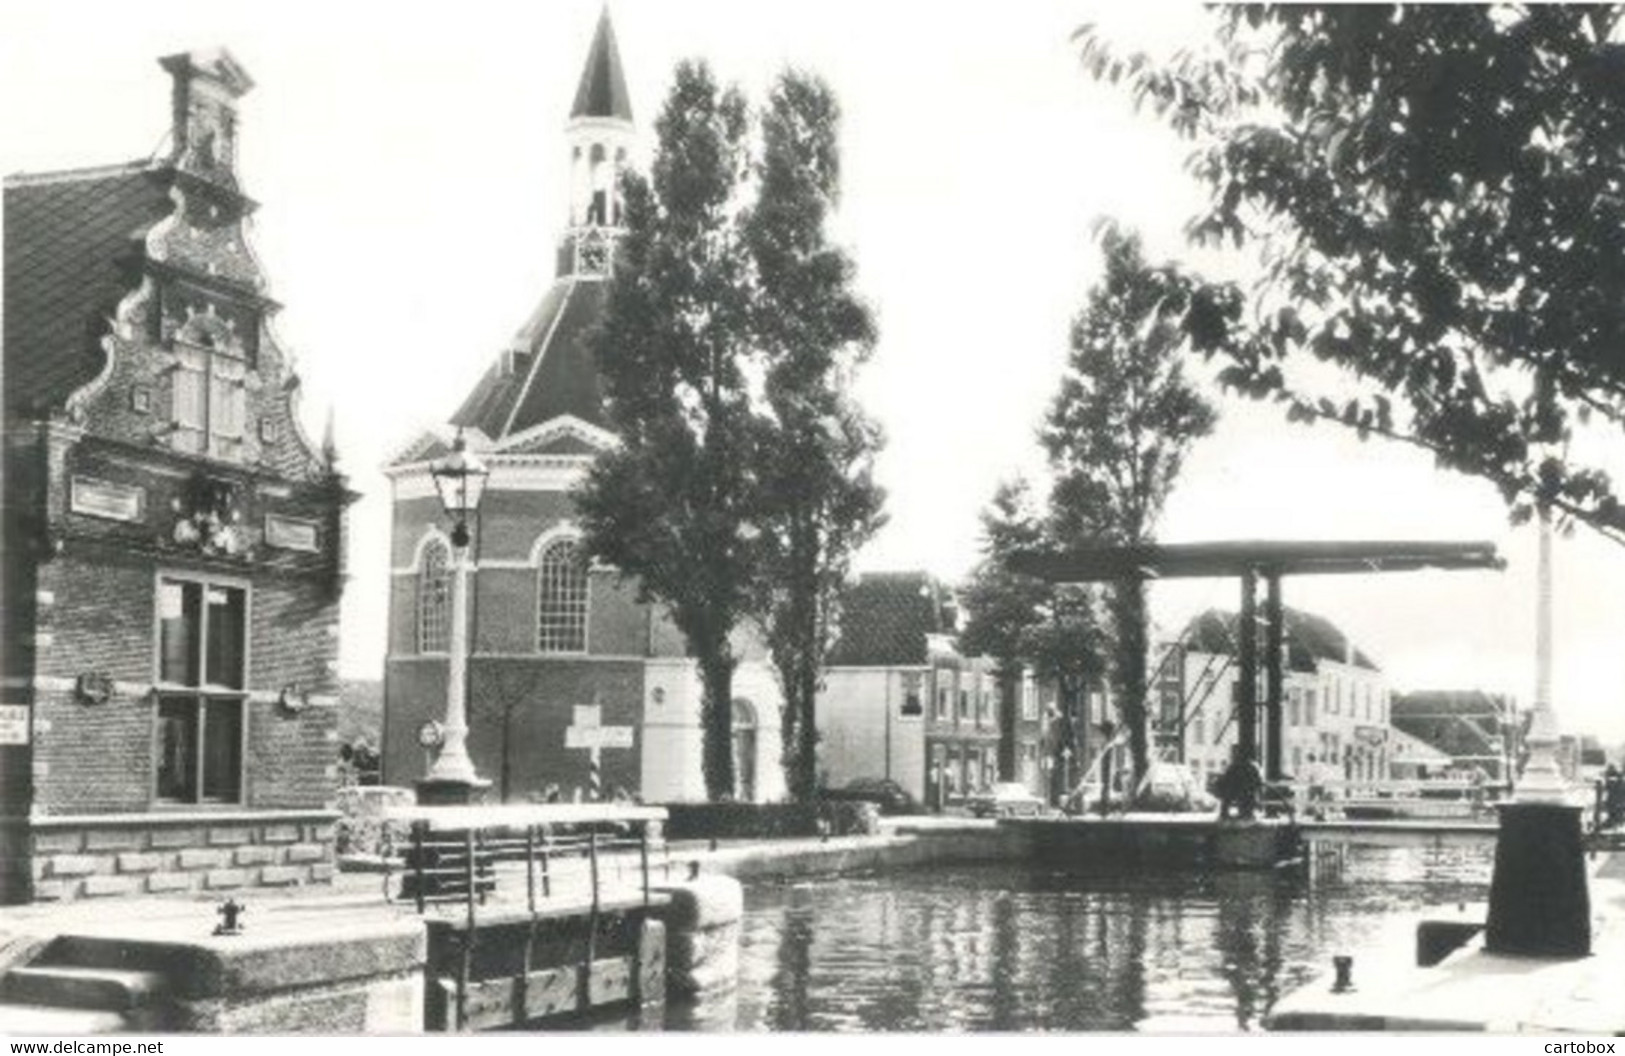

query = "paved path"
[1267,848,1625,1033]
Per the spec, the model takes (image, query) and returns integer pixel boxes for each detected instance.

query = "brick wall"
[383,655,644,801]
[27,812,336,902]
[380,659,447,788]
[28,554,340,816]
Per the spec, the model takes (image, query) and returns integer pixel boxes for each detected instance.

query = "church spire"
[561,6,635,279]
[571,6,633,122]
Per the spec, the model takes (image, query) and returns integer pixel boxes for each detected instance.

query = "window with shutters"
[171,317,248,461]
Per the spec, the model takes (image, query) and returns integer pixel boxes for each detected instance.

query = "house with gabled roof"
[817,571,1047,808]
[1389,689,1520,783]
[1172,606,1393,789]
[380,10,783,804]
[2,50,353,902]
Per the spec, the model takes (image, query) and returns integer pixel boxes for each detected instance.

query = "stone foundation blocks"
[47,855,101,878]
[258,866,304,887]
[178,848,226,870]
[82,875,137,897]
[117,853,165,874]
[150,828,205,849]
[146,873,197,894]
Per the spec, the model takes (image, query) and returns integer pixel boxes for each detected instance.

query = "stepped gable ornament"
[171,472,247,557]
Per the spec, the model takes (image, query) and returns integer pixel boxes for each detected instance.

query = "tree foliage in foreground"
[1080,5,1625,540]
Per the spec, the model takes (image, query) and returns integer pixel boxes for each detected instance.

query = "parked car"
[966,782,1048,818]
[821,777,918,815]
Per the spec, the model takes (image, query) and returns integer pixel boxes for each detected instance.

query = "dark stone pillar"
[1264,573,1284,782]
[1237,569,1258,769]
[1484,802,1590,957]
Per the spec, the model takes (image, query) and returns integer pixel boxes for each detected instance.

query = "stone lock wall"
[28,813,338,901]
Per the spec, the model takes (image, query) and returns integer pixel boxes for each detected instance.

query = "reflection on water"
[669,845,1492,1033]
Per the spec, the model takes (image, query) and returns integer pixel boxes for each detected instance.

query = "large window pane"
[155,576,247,805]
[159,580,201,685]
[201,698,242,801]
[204,585,245,688]
[156,695,197,801]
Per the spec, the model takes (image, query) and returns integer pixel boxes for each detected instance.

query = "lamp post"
[417,429,492,806]
[1484,505,1589,957]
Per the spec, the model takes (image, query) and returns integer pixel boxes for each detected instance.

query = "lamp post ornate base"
[416,775,492,807]
[1484,511,1589,959]
[1484,801,1590,958]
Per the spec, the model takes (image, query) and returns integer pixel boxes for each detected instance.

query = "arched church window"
[417,538,452,655]
[537,538,589,653]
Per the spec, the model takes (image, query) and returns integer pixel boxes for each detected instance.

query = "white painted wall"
[817,667,927,800]
[638,656,785,803]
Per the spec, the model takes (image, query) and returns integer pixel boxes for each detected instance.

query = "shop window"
[155,577,246,804]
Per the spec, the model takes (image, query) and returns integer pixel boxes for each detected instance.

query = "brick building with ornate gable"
[382,11,784,804]
[2,50,353,903]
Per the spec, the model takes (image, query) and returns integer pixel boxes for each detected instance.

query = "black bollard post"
[1330,955,1354,993]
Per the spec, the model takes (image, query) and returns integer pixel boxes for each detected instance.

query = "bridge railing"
[381,803,669,922]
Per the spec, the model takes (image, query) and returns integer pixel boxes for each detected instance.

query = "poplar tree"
[578,61,758,800]
[581,63,883,803]
[745,71,885,803]
[1042,227,1217,789]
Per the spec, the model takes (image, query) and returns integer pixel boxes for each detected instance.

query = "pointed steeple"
[570,7,633,123]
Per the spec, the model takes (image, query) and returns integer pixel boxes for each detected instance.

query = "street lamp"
[1484,504,1589,957]
[418,428,492,805]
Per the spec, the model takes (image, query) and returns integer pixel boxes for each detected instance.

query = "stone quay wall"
[28,811,338,901]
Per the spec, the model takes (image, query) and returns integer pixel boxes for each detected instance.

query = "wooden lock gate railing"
[381,803,671,1030]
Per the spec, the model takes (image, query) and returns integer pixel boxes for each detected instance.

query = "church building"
[381,11,784,804]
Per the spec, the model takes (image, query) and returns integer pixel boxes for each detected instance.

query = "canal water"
[668,845,1493,1032]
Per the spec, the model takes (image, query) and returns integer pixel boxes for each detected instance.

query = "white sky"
[5,1,1624,744]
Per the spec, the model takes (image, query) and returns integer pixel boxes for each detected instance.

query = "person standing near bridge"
[1605,764,1624,828]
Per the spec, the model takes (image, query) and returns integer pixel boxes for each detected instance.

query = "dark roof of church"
[4,162,171,414]
[571,8,633,122]
[1182,606,1380,672]
[828,572,956,667]
[449,278,609,438]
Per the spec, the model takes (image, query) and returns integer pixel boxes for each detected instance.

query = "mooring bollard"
[1331,954,1354,993]
[213,897,246,936]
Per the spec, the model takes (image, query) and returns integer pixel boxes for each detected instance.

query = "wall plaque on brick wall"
[264,514,319,552]
[70,476,145,523]
[0,705,30,745]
